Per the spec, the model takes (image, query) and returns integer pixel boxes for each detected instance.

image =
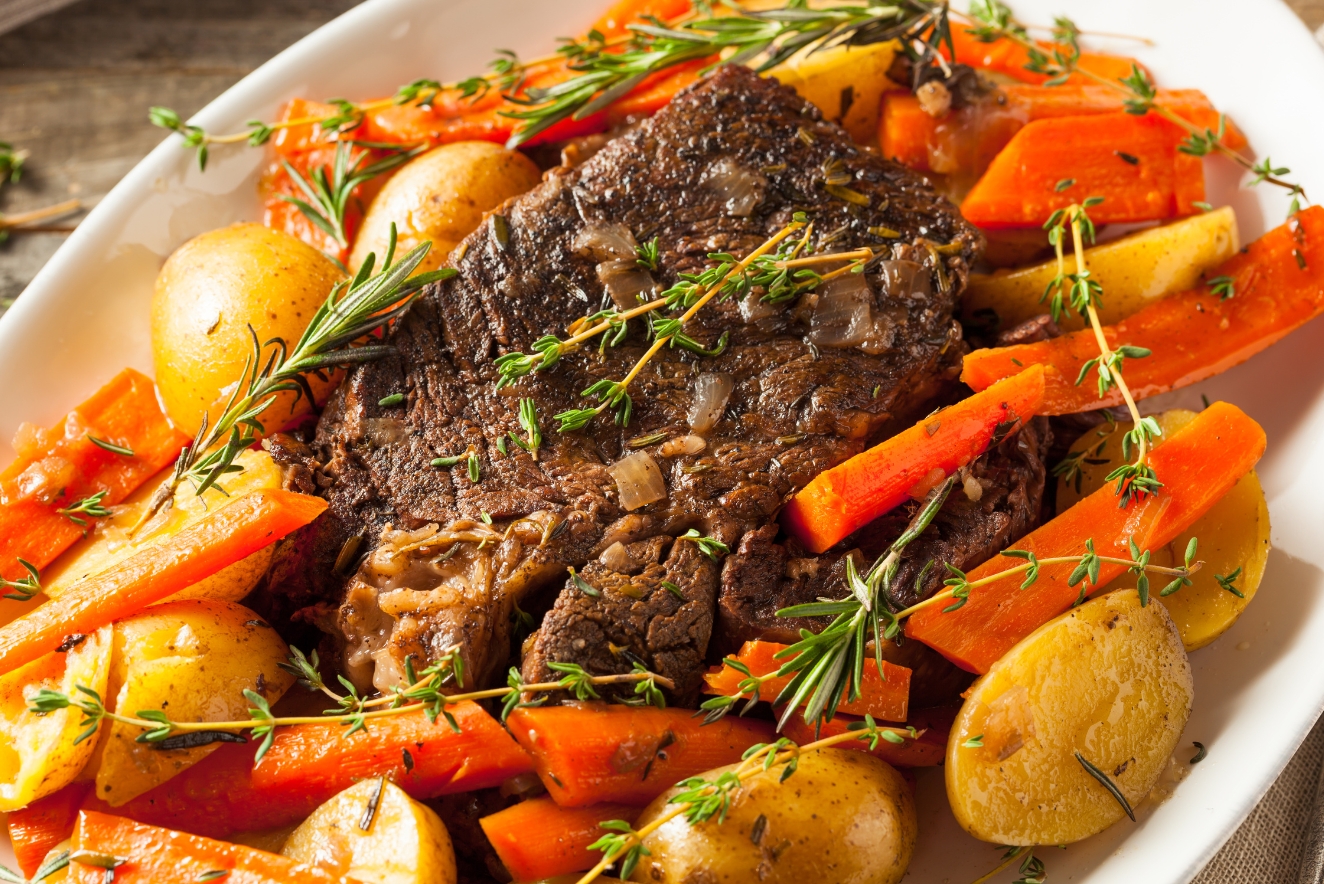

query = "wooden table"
[2,1,1324,880]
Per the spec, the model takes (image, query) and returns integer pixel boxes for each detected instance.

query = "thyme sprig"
[577,717,915,884]
[1050,411,1117,494]
[1043,202,1159,507]
[56,490,112,526]
[0,142,82,245]
[139,232,451,523]
[280,140,425,249]
[30,645,671,765]
[0,558,41,602]
[971,846,1044,884]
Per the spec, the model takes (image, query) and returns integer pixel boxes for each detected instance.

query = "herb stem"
[0,198,82,230]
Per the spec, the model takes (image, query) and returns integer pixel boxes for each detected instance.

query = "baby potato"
[152,222,345,437]
[43,449,284,605]
[771,40,898,144]
[1058,409,1271,650]
[630,749,915,884]
[946,589,1193,845]
[349,141,542,273]
[88,599,294,806]
[963,206,1239,332]
[282,778,457,884]
[0,627,112,811]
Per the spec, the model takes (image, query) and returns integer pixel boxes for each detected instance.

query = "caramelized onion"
[704,158,766,217]
[688,373,734,434]
[809,274,874,348]
[363,418,407,448]
[878,259,932,300]
[660,434,706,457]
[572,222,638,261]
[609,451,667,511]
[601,540,633,572]
[597,258,658,310]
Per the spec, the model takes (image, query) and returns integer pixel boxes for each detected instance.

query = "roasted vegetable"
[772,40,897,144]
[282,779,457,884]
[480,797,641,881]
[946,589,1192,844]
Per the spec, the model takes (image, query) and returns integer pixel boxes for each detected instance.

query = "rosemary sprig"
[578,717,915,884]
[0,849,70,884]
[142,231,451,521]
[280,140,424,249]
[56,490,112,527]
[1076,751,1135,820]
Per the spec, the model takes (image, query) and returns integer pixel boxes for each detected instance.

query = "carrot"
[593,0,692,39]
[906,401,1266,673]
[480,797,641,881]
[781,365,1045,554]
[960,112,1205,228]
[944,27,1145,86]
[69,811,346,884]
[0,489,326,676]
[782,706,957,768]
[7,781,92,877]
[961,206,1324,413]
[880,86,1245,174]
[506,704,774,807]
[704,640,911,722]
[0,368,187,583]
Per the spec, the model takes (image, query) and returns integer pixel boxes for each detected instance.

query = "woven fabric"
[1194,714,1324,882]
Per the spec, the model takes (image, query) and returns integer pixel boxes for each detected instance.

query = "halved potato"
[1058,409,1271,650]
[0,627,112,811]
[963,206,1239,332]
[42,448,283,605]
[946,589,1192,845]
[771,40,899,144]
[88,599,294,806]
[281,778,457,884]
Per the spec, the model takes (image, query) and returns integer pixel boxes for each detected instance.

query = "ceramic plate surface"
[2,1,1322,880]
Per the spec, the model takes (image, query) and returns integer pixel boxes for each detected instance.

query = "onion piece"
[572,222,638,260]
[610,451,667,511]
[809,274,874,348]
[688,373,734,434]
[597,258,658,310]
[660,434,706,457]
[878,260,932,300]
[704,158,766,217]
[601,540,633,572]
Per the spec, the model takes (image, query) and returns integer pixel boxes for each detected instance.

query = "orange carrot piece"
[0,489,326,676]
[593,0,692,39]
[907,401,1266,673]
[506,704,774,807]
[960,112,1205,228]
[703,640,911,723]
[962,206,1324,413]
[8,781,92,877]
[69,811,346,884]
[945,27,1146,86]
[879,91,935,169]
[781,365,1044,554]
[481,797,640,881]
[782,706,957,768]
[0,368,187,582]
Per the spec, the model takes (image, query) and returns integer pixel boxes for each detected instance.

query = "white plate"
[2,1,1322,881]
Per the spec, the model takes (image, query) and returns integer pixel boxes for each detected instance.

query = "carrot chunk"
[944,27,1146,87]
[781,706,957,768]
[7,781,92,877]
[481,797,641,881]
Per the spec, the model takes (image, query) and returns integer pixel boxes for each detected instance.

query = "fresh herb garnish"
[57,490,111,526]
[280,140,424,250]
[1075,751,1135,821]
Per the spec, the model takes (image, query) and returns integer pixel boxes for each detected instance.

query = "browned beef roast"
[264,64,1004,704]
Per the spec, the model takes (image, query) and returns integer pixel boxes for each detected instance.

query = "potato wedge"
[963,205,1239,332]
[88,599,294,806]
[1057,409,1270,650]
[631,749,915,884]
[43,449,283,605]
[0,627,112,811]
[946,589,1192,845]
[771,40,899,144]
[281,778,457,884]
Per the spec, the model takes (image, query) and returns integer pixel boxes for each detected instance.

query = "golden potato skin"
[349,141,542,272]
[1058,409,1271,650]
[771,41,898,144]
[89,599,295,806]
[630,749,916,884]
[152,222,345,437]
[946,590,1193,845]
[282,779,457,884]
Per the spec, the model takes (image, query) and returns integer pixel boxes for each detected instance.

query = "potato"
[946,589,1193,845]
[1057,409,1271,650]
[88,599,294,806]
[350,142,542,273]
[153,222,345,437]
[43,449,284,605]
[630,749,915,884]
[282,779,457,884]
[771,40,899,144]
[963,205,1239,332]
[0,627,112,811]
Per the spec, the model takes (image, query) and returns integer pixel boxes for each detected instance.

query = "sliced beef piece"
[715,417,1050,707]
[263,64,981,698]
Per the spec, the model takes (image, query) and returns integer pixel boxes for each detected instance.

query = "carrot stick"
[781,706,957,768]
[593,0,692,38]
[505,704,775,807]
[69,811,346,884]
[781,365,1045,554]
[0,489,327,676]
[703,640,911,722]
[944,27,1145,86]
[906,401,1266,673]
[0,368,187,583]
[480,797,641,881]
[960,112,1205,228]
[961,205,1324,413]
[7,781,92,877]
